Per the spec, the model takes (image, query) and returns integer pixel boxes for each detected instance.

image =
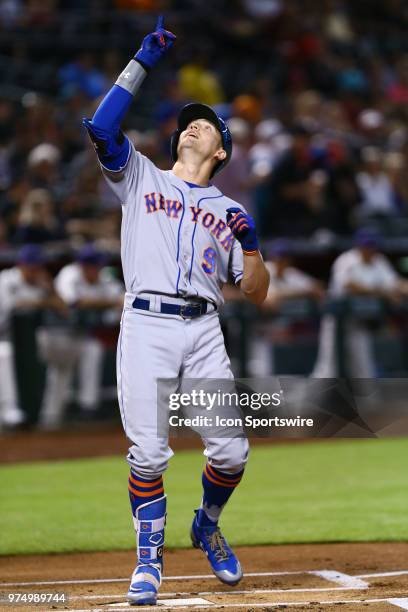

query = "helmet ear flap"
[170,128,182,162]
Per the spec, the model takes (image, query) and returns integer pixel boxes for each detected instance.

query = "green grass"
[1,438,408,555]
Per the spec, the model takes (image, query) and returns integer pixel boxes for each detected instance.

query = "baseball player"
[83,17,269,606]
[312,229,401,378]
[38,244,123,429]
[0,245,65,428]
[249,240,324,376]
[264,240,324,308]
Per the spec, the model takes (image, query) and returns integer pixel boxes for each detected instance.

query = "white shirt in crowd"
[0,267,46,336]
[313,248,399,378]
[265,261,316,294]
[55,263,123,305]
[0,266,48,426]
[356,172,396,216]
[329,248,398,296]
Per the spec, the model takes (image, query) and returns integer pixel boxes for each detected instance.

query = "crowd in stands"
[0,0,408,250]
[1,1,408,428]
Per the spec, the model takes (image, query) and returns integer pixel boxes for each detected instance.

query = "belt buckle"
[180,303,200,319]
[179,304,191,319]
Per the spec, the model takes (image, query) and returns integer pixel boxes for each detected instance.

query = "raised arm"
[82,16,176,179]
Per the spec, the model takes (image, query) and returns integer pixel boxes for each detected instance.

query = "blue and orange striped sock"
[128,469,164,515]
[200,463,244,524]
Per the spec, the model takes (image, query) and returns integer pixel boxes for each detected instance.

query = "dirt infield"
[0,423,129,463]
[1,429,407,609]
[0,423,301,463]
[1,543,408,611]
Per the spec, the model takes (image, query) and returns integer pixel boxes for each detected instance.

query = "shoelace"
[207,528,229,562]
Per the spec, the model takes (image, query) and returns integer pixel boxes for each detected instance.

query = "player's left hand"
[135,15,176,70]
[226,207,259,255]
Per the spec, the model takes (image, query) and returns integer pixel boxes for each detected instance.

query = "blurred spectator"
[58,53,107,100]
[38,244,123,429]
[14,188,65,244]
[178,52,225,107]
[356,147,399,220]
[357,109,386,149]
[248,119,291,225]
[56,89,90,163]
[63,159,112,241]
[232,94,262,126]
[313,230,403,378]
[0,245,65,428]
[28,142,60,168]
[242,0,283,20]
[261,122,327,237]
[321,100,354,149]
[248,240,324,376]
[152,77,190,164]
[384,151,408,214]
[293,90,322,129]
[18,95,59,156]
[213,117,253,213]
[387,56,408,105]
[0,0,23,28]
[27,143,61,194]
[336,56,369,96]
[249,119,289,180]
[263,240,324,307]
[322,138,360,235]
[324,3,354,46]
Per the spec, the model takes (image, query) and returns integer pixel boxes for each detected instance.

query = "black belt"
[132,297,212,319]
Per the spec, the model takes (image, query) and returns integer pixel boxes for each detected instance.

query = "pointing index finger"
[156,15,164,30]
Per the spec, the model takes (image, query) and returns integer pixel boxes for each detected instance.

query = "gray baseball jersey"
[103,144,244,306]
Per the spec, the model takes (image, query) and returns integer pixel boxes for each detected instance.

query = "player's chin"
[179,141,199,155]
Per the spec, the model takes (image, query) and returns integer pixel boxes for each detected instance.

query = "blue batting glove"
[226,207,259,255]
[135,15,176,70]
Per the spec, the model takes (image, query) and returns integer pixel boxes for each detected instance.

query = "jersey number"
[202,247,217,274]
